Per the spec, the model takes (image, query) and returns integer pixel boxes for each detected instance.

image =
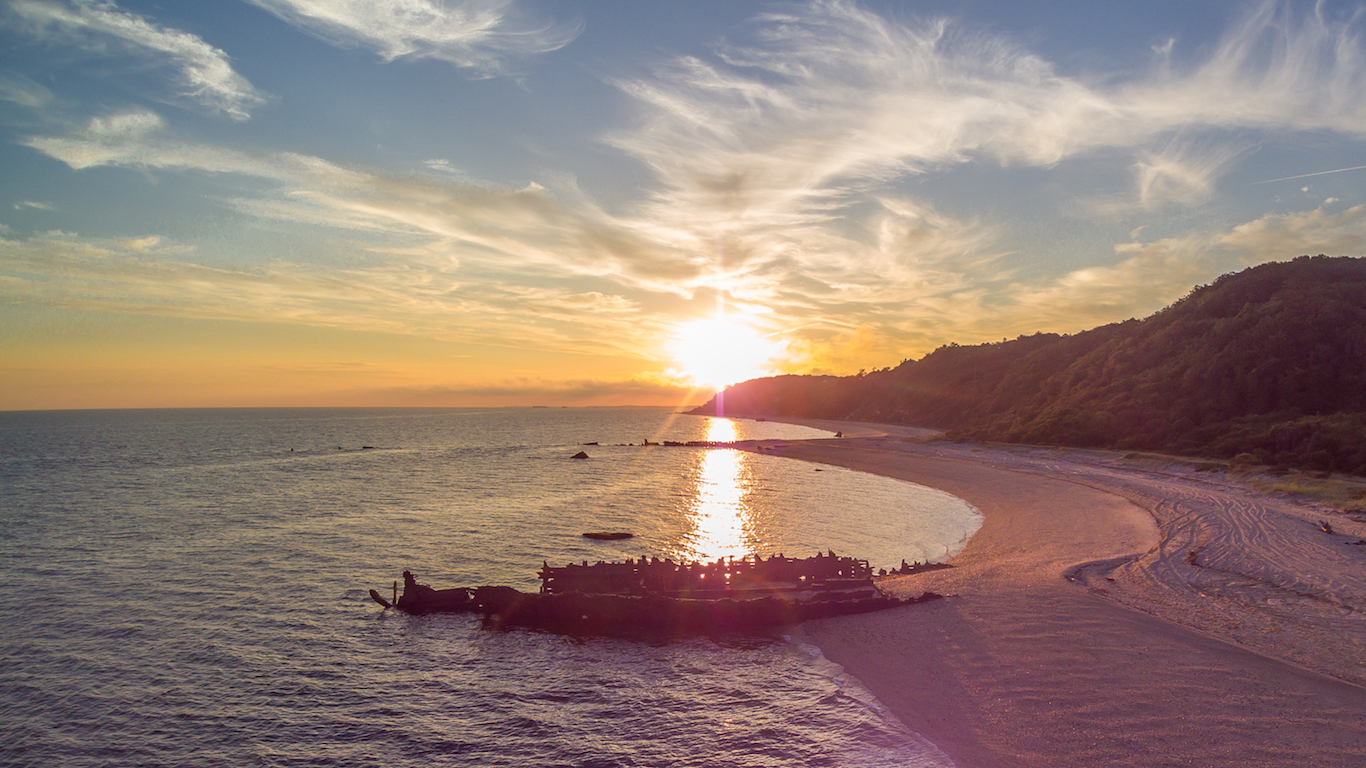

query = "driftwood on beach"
[386,551,940,637]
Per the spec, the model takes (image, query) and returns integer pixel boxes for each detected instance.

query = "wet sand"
[749,424,1366,767]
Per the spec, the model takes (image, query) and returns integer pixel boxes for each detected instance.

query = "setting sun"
[671,318,782,391]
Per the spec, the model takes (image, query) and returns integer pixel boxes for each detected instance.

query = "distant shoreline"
[743,419,1366,768]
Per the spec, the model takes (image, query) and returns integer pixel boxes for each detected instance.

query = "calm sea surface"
[0,407,980,767]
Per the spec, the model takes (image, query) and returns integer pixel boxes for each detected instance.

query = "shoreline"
[744,419,1366,767]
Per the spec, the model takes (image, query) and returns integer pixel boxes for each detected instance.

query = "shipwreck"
[374,551,939,637]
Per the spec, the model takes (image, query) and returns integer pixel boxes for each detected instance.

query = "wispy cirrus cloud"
[613,0,1366,223]
[14,109,1366,373]
[12,111,702,360]
[1130,141,1251,210]
[247,0,581,76]
[21,109,363,182]
[12,1,1366,377]
[1075,138,1255,216]
[20,110,705,295]
[5,0,267,119]
[590,0,1366,346]
[0,72,54,108]
[1133,0,1366,137]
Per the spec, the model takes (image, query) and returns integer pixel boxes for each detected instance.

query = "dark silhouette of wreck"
[381,551,940,638]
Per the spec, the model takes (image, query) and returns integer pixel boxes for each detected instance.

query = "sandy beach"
[745,422,1366,767]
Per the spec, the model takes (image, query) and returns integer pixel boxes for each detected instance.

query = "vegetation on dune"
[693,255,1366,475]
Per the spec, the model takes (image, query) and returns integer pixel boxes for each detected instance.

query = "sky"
[2,0,1365,409]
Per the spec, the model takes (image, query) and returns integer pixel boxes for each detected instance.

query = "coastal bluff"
[692,255,1366,475]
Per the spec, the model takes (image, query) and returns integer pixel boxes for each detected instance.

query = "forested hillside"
[692,256,1366,474]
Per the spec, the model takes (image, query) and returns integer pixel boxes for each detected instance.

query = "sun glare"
[672,319,780,390]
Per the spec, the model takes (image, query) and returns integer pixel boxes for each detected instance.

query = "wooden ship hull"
[384,552,941,638]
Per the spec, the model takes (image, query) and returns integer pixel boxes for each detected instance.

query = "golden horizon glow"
[670,318,783,392]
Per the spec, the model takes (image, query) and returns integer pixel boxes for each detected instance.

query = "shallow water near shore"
[0,407,977,767]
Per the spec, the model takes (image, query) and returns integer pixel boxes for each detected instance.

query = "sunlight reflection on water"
[684,417,754,561]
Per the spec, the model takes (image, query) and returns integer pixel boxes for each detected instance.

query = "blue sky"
[2,0,1365,408]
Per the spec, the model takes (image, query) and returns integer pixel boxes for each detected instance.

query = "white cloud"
[423,158,467,176]
[7,0,267,119]
[14,200,56,211]
[1218,203,1366,259]
[248,0,581,76]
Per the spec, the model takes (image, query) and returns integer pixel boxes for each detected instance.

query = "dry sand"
[747,423,1366,767]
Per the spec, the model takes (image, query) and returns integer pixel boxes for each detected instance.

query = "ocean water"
[0,407,980,767]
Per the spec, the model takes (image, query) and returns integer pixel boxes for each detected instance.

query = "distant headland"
[692,255,1366,475]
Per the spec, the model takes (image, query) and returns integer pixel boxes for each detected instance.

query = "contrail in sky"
[1251,164,1366,185]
